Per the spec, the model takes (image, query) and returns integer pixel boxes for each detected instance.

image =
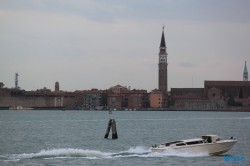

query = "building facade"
[128,89,149,110]
[74,89,108,110]
[149,89,166,109]
[0,88,76,109]
[107,85,149,110]
[204,81,250,99]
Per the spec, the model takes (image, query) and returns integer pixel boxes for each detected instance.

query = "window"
[165,141,182,146]
[186,141,203,145]
[176,143,186,146]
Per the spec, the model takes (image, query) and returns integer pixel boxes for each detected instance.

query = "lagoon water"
[0,110,249,166]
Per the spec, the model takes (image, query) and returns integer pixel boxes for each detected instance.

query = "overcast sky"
[1,0,250,91]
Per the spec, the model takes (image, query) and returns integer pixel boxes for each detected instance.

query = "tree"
[0,82,4,88]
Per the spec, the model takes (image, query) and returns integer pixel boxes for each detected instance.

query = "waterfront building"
[158,27,168,93]
[128,89,149,110]
[204,81,250,99]
[171,88,205,100]
[149,89,166,109]
[173,99,225,110]
[107,85,129,110]
[109,85,130,94]
[170,88,208,110]
[0,87,75,109]
[106,85,149,110]
[107,93,124,110]
[81,89,108,110]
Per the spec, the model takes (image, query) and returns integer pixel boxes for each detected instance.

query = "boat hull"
[151,140,236,155]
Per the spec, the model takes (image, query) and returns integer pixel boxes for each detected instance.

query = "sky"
[0,0,250,92]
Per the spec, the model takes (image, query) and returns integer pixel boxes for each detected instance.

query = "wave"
[114,146,208,158]
[241,117,250,119]
[10,148,112,160]
[2,146,208,162]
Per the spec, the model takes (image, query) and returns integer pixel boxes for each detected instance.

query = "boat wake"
[2,146,209,162]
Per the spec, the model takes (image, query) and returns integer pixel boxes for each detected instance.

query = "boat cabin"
[160,138,204,147]
[159,135,221,148]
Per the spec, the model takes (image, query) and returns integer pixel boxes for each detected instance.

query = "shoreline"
[1,107,250,112]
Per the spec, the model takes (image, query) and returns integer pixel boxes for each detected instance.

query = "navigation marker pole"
[104,110,118,139]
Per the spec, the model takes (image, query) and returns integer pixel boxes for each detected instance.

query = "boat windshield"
[202,136,210,143]
[202,135,221,143]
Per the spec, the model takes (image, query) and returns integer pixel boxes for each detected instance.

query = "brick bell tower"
[158,26,168,93]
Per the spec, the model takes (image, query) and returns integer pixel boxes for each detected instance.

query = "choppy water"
[0,110,249,166]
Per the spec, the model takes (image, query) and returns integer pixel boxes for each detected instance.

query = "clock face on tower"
[160,56,166,63]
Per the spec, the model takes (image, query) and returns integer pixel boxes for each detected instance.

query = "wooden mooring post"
[104,119,118,139]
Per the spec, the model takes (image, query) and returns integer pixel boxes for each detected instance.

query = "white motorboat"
[151,135,236,155]
[9,106,34,110]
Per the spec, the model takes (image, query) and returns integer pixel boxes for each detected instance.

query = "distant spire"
[15,73,19,89]
[160,26,166,48]
[243,61,248,81]
[244,61,248,73]
[55,81,60,92]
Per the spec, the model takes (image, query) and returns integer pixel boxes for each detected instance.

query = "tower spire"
[243,61,248,81]
[160,26,166,48]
